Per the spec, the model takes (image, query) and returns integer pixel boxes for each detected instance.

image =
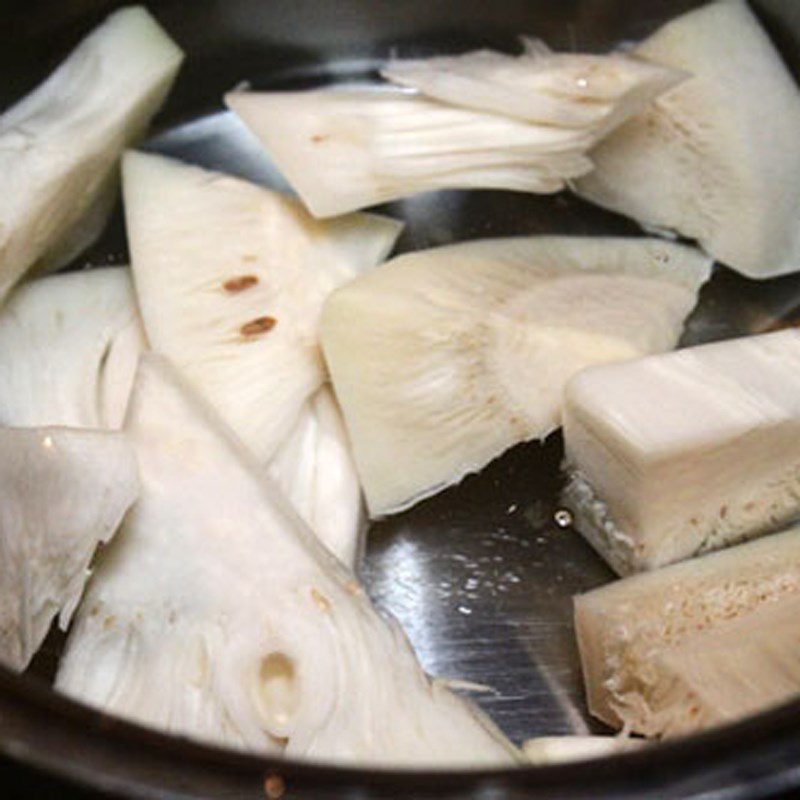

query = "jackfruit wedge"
[321,236,711,516]
[56,356,519,766]
[0,427,138,671]
[123,151,402,463]
[645,595,800,737]
[0,6,183,303]
[268,386,364,569]
[225,87,597,218]
[0,269,146,429]
[563,330,800,575]
[383,39,684,136]
[574,525,800,734]
[575,0,800,279]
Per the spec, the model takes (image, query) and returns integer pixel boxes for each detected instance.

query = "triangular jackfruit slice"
[0,427,138,670]
[123,151,402,463]
[0,7,183,302]
[575,0,800,279]
[383,39,684,135]
[225,87,597,217]
[56,356,519,766]
[321,236,711,516]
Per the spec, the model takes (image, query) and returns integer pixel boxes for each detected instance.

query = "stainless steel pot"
[2,1,800,797]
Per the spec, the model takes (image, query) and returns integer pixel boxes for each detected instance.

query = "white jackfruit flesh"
[268,386,364,569]
[575,0,800,279]
[562,330,800,575]
[383,39,684,136]
[0,6,183,303]
[574,525,800,734]
[0,269,146,429]
[226,87,600,218]
[0,427,138,670]
[123,151,401,463]
[522,735,642,764]
[56,356,519,766]
[320,236,711,516]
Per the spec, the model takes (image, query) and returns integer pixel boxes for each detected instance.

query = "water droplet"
[41,435,54,450]
[457,605,472,615]
[554,508,573,528]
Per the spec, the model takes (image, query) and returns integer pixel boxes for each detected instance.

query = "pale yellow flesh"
[574,525,800,733]
[321,236,710,516]
[648,596,800,738]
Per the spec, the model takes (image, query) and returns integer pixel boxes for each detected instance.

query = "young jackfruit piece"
[0,7,183,303]
[562,330,800,575]
[320,236,711,516]
[123,151,402,463]
[522,735,642,764]
[56,356,519,766]
[0,269,146,429]
[0,427,138,671]
[645,595,800,738]
[268,386,364,569]
[574,525,800,735]
[575,0,800,279]
[225,87,598,218]
[383,39,684,137]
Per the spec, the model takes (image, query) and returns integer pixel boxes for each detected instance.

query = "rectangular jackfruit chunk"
[646,595,800,738]
[563,330,800,575]
[574,525,800,734]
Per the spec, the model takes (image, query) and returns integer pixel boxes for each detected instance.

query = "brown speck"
[720,505,728,519]
[310,587,331,612]
[240,316,277,337]
[103,615,117,631]
[242,254,258,263]
[690,517,699,526]
[224,275,259,293]
[311,134,329,144]
[344,580,361,596]
[745,502,756,511]
[264,773,285,799]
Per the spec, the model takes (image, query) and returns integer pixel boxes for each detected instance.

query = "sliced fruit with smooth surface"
[268,386,364,568]
[574,525,800,734]
[123,151,402,463]
[645,595,800,737]
[0,268,146,429]
[56,356,519,765]
[575,0,800,279]
[562,330,800,575]
[0,427,138,671]
[321,236,711,516]
[383,40,684,136]
[226,87,598,217]
[0,6,183,303]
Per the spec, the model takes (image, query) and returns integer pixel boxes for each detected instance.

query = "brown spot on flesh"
[310,587,331,612]
[311,134,329,143]
[223,275,259,293]
[240,316,277,337]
